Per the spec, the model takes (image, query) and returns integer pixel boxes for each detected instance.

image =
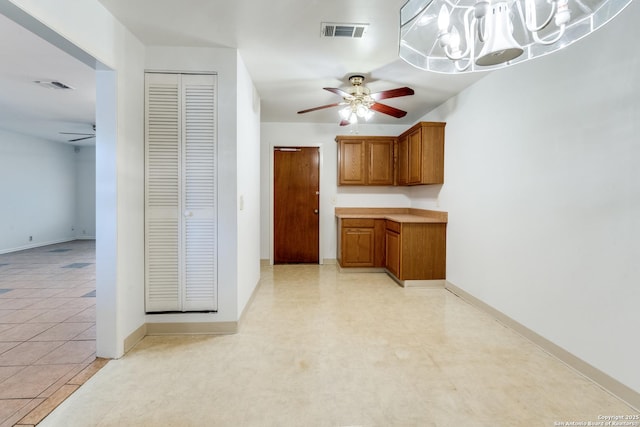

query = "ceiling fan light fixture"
[363,109,375,121]
[339,107,352,120]
[356,104,369,118]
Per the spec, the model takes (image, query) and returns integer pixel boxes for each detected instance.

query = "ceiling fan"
[60,124,96,142]
[297,75,414,126]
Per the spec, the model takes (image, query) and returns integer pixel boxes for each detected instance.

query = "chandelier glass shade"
[399,0,632,73]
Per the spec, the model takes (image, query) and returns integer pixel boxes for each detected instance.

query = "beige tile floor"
[39,264,638,426]
[0,240,97,427]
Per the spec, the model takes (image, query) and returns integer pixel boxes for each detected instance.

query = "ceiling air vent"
[321,22,369,38]
[34,80,75,90]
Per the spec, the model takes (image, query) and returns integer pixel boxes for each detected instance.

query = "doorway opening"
[0,1,120,359]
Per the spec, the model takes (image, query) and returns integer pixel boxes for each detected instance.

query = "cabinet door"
[342,227,375,266]
[420,125,445,184]
[407,128,422,184]
[338,140,366,185]
[385,229,401,277]
[399,223,447,280]
[368,139,394,185]
[397,135,408,185]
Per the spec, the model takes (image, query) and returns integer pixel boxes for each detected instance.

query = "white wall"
[6,0,148,358]
[144,46,241,323]
[260,122,410,261]
[0,132,96,251]
[74,146,95,239]
[236,53,261,315]
[414,0,640,393]
[0,129,75,252]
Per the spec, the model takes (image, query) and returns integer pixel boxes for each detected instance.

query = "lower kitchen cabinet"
[338,218,385,267]
[385,227,400,277]
[384,220,446,281]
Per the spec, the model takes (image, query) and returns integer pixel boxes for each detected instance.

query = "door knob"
[313,209,319,214]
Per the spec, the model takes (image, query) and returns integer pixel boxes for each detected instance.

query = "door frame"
[269,143,324,265]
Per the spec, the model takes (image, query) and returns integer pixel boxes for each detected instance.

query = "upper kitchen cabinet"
[336,136,395,186]
[397,122,446,185]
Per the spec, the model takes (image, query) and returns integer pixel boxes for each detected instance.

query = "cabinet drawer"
[342,218,375,228]
[385,220,401,233]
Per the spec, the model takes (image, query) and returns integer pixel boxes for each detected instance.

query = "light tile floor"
[0,241,99,427]
[40,264,638,426]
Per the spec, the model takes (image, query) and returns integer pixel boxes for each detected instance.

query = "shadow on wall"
[408,184,443,208]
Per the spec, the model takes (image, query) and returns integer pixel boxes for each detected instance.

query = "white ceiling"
[0,0,487,144]
[0,13,96,145]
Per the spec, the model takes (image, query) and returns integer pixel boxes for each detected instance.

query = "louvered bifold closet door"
[181,74,217,311]
[145,73,218,313]
[145,73,181,312]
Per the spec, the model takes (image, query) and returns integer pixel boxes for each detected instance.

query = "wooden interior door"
[274,147,320,263]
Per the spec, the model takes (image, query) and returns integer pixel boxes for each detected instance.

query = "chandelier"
[399,0,633,73]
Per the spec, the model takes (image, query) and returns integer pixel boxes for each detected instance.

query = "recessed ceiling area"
[0,13,95,145]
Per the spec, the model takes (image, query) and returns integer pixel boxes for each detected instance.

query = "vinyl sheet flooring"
[38,263,638,426]
[0,240,103,427]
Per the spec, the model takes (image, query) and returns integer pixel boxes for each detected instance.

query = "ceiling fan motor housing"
[347,75,372,105]
[348,75,365,86]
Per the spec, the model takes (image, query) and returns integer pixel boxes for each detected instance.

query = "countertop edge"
[335,207,448,224]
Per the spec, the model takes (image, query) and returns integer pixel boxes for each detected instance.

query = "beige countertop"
[335,208,448,224]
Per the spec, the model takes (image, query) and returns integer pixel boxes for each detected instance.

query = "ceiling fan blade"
[69,135,96,142]
[339,120,351,126]
[297,103,341,114]
[370,87,415,101]
[370,102,408,118]
[323,87,352,98]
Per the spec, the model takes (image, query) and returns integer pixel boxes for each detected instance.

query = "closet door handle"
[184,211,193,217]
[313,209,319,214]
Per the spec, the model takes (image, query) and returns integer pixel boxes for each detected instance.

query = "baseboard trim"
[145,321,238,335]
[75,235,96,240]
[382,269,446,288]
[401,279,446,288]
[337,265,385,274]
[0,238,76,255]
[445,281,640,411]
[123,323,147,354]
[262,259,338,266]
[123,319,240,352]
[238,278,262,329]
